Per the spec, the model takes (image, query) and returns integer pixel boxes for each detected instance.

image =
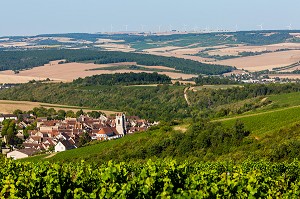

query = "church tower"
[115,113,126,135]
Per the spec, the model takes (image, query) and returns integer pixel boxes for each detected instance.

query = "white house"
[55,140,76,152]
[7,148,39,160]
[0,114,17,122]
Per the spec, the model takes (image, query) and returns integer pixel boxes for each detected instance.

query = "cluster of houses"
[0,84,16,90]
[1,113,156,160]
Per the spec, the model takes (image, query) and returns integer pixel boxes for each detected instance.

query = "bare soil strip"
[0,100,117,115]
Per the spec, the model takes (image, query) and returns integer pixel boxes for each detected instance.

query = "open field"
[215,92,300,135]
[141,43,300,70]
[207,43,300,56]
[171,80,196,85]
[214,50,300,71]
[95,43,135,52]
[193,84,242,91]
[0,61,196,83]
[0,100,117,115]
[268,74,300,79]
[142,47,215,62]
[0,74,61,84]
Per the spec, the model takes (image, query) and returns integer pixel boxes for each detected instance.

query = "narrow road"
[184,87,194,106]
[44,152,57,159]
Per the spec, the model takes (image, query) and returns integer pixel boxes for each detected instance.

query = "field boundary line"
[213,104,300,122]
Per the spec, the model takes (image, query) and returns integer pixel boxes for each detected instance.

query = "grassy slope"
[216,92,300,135]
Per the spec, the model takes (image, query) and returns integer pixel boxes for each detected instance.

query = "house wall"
[55,142,66,152]
[40,126,58,133]
[7,151,29,160]
[1,116,17,122]
[0,117,5,122]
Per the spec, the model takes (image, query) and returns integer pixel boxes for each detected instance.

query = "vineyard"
[2,159,300,198]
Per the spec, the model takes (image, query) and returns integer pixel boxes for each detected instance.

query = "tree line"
[0,83,188,121]
[73,72,171,86]
[0,49,233,75]
[194,75,239,85]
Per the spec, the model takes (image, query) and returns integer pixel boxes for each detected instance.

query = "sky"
[1,0,300,36]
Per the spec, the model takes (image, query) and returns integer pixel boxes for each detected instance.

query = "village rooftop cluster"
[0,112,157,160]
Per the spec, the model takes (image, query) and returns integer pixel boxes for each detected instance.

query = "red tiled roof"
[97,127,119,135]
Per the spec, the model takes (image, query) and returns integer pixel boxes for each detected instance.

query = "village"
[0,112,157,160]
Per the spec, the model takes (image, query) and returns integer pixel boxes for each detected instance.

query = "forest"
[0,49,233,75]
[0,83,188,121]
[73,72,171,86]
[194,75,239,85]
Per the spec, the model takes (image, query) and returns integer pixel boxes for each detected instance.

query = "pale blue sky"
[1,0,299,36]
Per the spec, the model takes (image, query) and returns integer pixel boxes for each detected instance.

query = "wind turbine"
[235,24,238,32]
[257,24,263,30]
[158,25,162,32]
[168,24,173,32]
[141,24,146,32]
[110,24,114,33]
[124,25,129,32]
[193,25,198,32]
[287,24,292,30]
[183,24,188,32]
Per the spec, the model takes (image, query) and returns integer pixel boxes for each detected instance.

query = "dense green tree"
[57,110,66,119]
[76,109,85,117]
[13,109,23,116]
[1,120,19,146]
[47,108,57,116]
[73,72,171,86]
[88,111,101,119]
[66,110,76,118]
[78,132,92,147]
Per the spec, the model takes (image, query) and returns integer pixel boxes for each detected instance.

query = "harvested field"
[0,61,194,83]
[193,85,243,91]
[171,80,196,85]
[0,42,28,48]
[268,74,300,80]
[0,100,117,115]
[94,43,135,52]
[96,39,125,43]
[141,65,177,71]
[142,51,214,62]
[290,33,300,38]
[144,46,182,52]
[0,74,45,84]
[142,46,216,62]
[214,50,300,71]
[207,43,300,56]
